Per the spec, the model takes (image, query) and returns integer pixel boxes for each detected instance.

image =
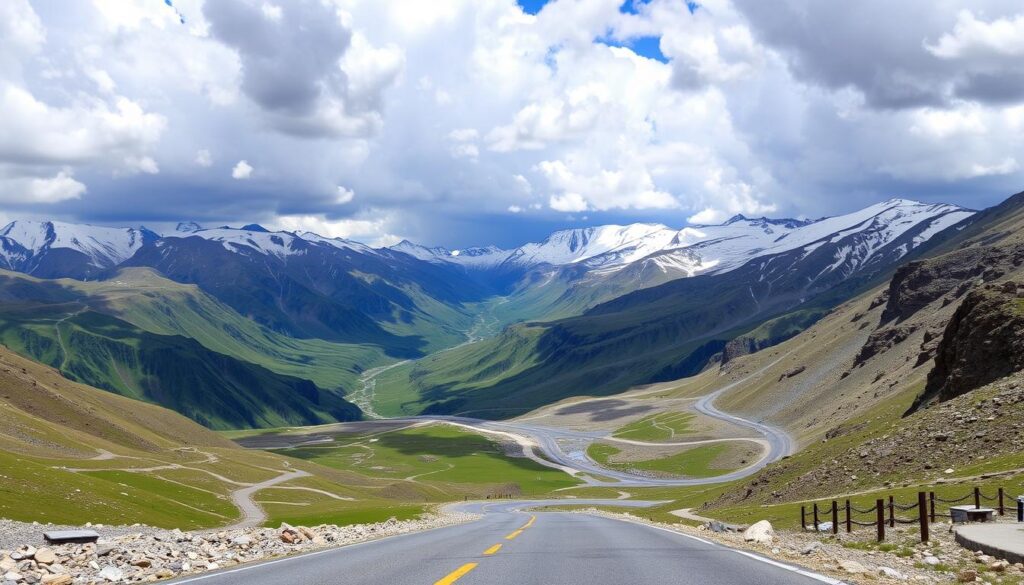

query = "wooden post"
[974,487,981,510]
[845,499,852,533]
[918,491,929,543]
[813,503,820,532]
[876,499,885,542]
[888,495,895,528]
[929,491,935,523]
[801,506,806,530]
[832,500,839,535]
[999,488,1005,516]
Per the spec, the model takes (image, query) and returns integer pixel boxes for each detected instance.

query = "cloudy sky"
[1,0,1023,247]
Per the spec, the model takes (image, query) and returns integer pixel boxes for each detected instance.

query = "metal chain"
[934,493,973,504]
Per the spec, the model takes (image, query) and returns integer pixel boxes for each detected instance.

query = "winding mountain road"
[223,469,311,530]
[374,357,795,487]
[165,500,838,585]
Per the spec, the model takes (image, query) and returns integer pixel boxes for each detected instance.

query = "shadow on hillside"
[554,399,655,422]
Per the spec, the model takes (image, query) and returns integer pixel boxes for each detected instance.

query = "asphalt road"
[165,501,839,585]
[391,356,794,487]
[236,355,794,488]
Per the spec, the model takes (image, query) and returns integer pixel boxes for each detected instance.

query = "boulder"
[41,575,72,585]
[990,560,1010,572]
[34,548,57,565]
[743,520,774,544]
[958,569,977,582]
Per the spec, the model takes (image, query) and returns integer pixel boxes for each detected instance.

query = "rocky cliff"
[916,282,1024,408]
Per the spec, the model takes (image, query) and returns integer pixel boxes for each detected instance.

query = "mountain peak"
[240,224,269,232]
[176,221,202,233]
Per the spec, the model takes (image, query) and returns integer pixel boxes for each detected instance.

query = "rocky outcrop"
[712,372,1024,504]
[853,242,1024,374]
[853,324,918,367]
[916,282,1024,408]
[881,243,1024,324]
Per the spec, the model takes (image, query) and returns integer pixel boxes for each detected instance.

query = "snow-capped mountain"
[390,240,508,268]
[389,223,678,270]
[164,225,378,258]
[389,199,973,283]
[0,220,158,279]
[597,199,973,280]
[0,198,974,321]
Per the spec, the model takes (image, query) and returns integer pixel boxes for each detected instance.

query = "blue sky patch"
[517,0,547,15]
[599,35,667,63]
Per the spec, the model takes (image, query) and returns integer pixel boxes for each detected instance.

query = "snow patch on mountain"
[171,227,308,259]
[0,220,155,270]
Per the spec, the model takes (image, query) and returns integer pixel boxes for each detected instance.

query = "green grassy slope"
[0,347,526,528]
[371,325,546,417]
[272,424,579,498]
[69,268,391,392]
[586,442,750,479]
[0,293,360,430]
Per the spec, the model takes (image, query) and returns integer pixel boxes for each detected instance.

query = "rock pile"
[0,512,477,584]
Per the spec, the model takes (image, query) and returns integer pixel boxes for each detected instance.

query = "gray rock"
[743,520,774,544]
[97,565,124,582]
[801,542,823,555]
[878,566,906,579]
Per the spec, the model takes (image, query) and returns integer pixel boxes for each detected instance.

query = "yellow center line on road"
[521,515,536,529]
[434,562,478,585]
[483,543,502,555]
[505,529,524,540]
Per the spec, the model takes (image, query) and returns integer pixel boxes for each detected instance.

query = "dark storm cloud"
[731,0,1024,109]
[203,0,365,137]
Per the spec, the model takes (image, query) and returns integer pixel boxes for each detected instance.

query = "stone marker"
[43,530,100,544]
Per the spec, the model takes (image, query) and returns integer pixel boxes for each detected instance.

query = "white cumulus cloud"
[232,160,253,180]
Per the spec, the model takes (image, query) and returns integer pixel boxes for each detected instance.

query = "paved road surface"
[236,356,793,488]
[390,356,794,487]
[166,501,840,585]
